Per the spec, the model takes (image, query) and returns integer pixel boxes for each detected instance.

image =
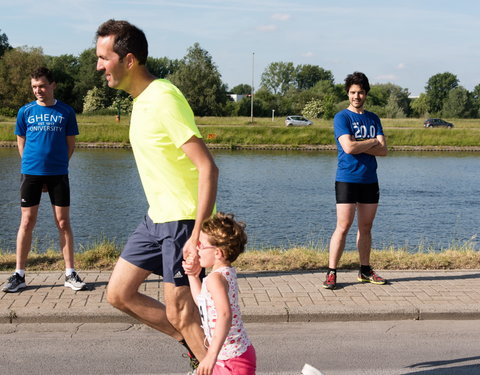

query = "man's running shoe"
[322,271,336,290]
[182,350,200,372]
[2,273,26,293]
[64,271,86,291]
[357,269,386,285]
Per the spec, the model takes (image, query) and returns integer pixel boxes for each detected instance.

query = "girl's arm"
[197,272,232,375]
[182,259,202,304]
[186,274,202,304]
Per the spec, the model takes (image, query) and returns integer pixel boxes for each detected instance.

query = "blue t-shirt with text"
[334,109,384,183]
[15,100,79,175]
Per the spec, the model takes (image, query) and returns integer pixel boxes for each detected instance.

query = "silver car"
[285,115,313,127]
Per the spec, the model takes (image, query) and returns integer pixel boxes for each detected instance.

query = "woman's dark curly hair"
[201,212,247,262]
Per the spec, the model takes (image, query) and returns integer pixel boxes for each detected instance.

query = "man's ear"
[125,53,136,69]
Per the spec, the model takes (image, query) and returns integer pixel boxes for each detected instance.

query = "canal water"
[0,148,478,252]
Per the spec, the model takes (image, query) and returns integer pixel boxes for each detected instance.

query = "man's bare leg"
[16,205,39,270]
[52,205,74,268]
[164,282,207,361]
[107,258,183,340]
[328,203,356,268]
[356,203,378,266]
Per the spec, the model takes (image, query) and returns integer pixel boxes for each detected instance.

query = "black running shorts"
[335,181,379,204]
[20,174,71,207]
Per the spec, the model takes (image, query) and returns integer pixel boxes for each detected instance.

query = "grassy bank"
[1,115,480,148]
[1,240,479,272]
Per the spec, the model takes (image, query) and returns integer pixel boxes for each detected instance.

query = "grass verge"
[1,116,480,147]
[1,241,479,272]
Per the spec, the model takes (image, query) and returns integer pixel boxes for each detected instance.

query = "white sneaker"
[64,271,86,291]
[302,363,324,375]
[2,273,27,293]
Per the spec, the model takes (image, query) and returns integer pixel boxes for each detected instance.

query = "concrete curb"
[3,305,480,325]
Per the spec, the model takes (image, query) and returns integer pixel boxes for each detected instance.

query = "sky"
[1,0,480,96]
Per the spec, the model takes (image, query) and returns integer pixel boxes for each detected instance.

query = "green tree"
[0,29,12,57]
[146,57,179,78]
[0,46,46,110]
[236,95,270,117]
[322,94,337,119]
[73,48,107,112]
[384,93,406,118]
[410,94,429,118]
[282,79,340,117]
[168,42,227,116]
[442,86,473,118]
[295,65,334,90]
[368,83,410,117]
[82,87,107,113]
[425,72,459,115]
[471,84,480,118]
[260,61,296,95]
[46,54,79,108]
[230,84,252,95]
[301,94,337,120]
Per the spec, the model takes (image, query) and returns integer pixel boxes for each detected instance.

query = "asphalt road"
[1,321,479,374]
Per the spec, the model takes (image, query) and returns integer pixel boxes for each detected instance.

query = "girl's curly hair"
[201,212,247,262]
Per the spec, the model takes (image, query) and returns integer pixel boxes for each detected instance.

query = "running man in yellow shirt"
[95,19,218,373]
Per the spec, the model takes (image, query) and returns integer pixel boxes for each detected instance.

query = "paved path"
[1,270,479,324]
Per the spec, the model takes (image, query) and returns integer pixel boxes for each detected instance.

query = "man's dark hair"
[345,71,370,94]
[96,19,148,65]
[31,67,54,83]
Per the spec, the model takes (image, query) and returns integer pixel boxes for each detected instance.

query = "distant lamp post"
[250,52,254,125]
[272,109,275,122]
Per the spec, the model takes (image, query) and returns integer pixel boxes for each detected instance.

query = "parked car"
[423,118,454,128]
[285,115,313,127]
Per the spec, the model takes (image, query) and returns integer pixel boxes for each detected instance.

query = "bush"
[302,99,323,119]
[0,107,17,117]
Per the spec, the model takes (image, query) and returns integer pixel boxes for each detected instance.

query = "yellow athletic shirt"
[129,79,202,223]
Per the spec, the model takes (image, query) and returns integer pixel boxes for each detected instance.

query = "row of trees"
[1,28,480,119]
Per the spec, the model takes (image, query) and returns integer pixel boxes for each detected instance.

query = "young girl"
[183,212,256,375]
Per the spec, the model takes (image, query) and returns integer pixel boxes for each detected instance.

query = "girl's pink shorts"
[213,345,256,375]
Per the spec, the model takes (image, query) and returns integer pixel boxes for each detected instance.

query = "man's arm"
[67,135,76,159]
[338,134,379,155]
[16,135,26,158]
[364,135,387,156]
[181,136,219,258]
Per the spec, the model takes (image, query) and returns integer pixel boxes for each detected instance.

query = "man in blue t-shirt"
[323,72,388,290]
[2,67,86,293]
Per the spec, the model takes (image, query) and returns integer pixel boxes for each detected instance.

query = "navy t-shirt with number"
[333,109,384,183]
[15,100,79,175]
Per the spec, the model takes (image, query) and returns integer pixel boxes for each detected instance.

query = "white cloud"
[272,13,291,21]
[257,24,277,32]
[396,63,406,69]
[302,51,314,57]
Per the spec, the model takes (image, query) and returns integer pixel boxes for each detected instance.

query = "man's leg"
[328,203,356,268]
[164,282,207,361]
[52,205,74,269]
[356,203,378,266]
[356,203,386,284]
[107,257,183,340]
[16,205,40,270]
